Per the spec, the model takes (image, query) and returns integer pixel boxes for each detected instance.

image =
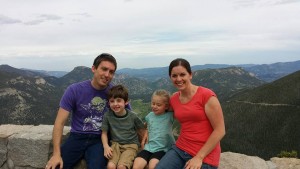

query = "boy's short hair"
[108,85,129,102]
[93,53,117,70]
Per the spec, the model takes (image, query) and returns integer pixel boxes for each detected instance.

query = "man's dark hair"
[93,53,117,70]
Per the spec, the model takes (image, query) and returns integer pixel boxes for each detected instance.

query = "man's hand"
[45,155,63,169]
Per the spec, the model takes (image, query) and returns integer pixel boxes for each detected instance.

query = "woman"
[155,58,225,169]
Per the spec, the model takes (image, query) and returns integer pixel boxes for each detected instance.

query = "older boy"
[102,85,146,169]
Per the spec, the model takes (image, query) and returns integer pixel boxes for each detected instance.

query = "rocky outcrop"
[0,124,71,169]
[0,124,299,169]
[220,152,300,169]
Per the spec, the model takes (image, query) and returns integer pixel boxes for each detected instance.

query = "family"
[45,53,226,169]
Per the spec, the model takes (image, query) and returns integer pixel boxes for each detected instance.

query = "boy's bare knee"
[117,164,127,169]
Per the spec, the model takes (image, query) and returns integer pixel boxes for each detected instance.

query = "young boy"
[101,84,146,169]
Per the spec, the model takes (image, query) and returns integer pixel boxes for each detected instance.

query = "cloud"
[71,13,91,18]
[23,19,44,25]
[0,15,21,25]
[39,14,62,20]
[0,13,62,26]
[231,0,299,8]
[23,14,62,25]
[0,0,299,71]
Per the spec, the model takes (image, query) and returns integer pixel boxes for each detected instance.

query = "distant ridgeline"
[0,60,299,160]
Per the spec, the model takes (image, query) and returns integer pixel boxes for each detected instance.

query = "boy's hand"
[103,145,113,159]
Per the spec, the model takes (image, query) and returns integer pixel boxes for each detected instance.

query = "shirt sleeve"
[201,87,217,104]
[59,85,76,113]
[134,114,146,130]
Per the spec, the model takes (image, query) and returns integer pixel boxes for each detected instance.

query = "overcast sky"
[0,0,300,71]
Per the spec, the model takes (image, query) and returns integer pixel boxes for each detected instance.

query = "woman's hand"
[184,156,203,169]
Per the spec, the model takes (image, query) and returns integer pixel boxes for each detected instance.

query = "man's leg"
[61,133,87,169]
[85,136,107,169]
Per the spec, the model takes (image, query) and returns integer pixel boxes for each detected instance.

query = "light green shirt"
[144,111,175,152]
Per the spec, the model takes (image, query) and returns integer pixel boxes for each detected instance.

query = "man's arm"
[46,108,70,169]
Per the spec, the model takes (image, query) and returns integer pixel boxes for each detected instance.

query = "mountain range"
[0,60,299,160]
[117,60,300,82]
[5,60,299,82]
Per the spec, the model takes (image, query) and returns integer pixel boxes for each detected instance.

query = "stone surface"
[1,124,70,169]
[0,124,34,137]
[219,152,269,169]
[0,125,34,167]
[8,134,51,168]
[1,125,299,169]
[270,157,300,169]
[0,137,8,166]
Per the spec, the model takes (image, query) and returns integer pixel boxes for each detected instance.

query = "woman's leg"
[201,163,218,169]
[155,148,185,169]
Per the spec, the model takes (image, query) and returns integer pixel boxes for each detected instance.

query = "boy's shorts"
[109,141,138,169]
[136,150,166,162]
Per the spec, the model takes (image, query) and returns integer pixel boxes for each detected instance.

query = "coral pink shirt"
[170,86,221,167]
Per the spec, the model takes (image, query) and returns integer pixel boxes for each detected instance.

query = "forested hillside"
[221,70,300,159]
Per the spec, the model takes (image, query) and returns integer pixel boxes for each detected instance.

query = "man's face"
[92,61,116,89]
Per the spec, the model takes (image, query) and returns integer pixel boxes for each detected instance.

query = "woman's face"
[170,65,192,90]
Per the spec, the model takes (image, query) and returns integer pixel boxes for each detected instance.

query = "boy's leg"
[108,142,121,166]
[118,144,139,169]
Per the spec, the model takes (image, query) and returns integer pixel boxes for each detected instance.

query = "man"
[46,53,118,169]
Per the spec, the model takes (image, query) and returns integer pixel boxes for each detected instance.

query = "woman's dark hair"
[168,58,192,76]
[93,53,117,70]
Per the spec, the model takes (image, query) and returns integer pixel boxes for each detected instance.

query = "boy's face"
[109,97,128,115]
[151,95,168,115]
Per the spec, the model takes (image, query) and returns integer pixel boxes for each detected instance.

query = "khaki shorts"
[109,141,139,169]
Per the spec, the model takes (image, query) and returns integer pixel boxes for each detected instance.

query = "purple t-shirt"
[60,80,112,134]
